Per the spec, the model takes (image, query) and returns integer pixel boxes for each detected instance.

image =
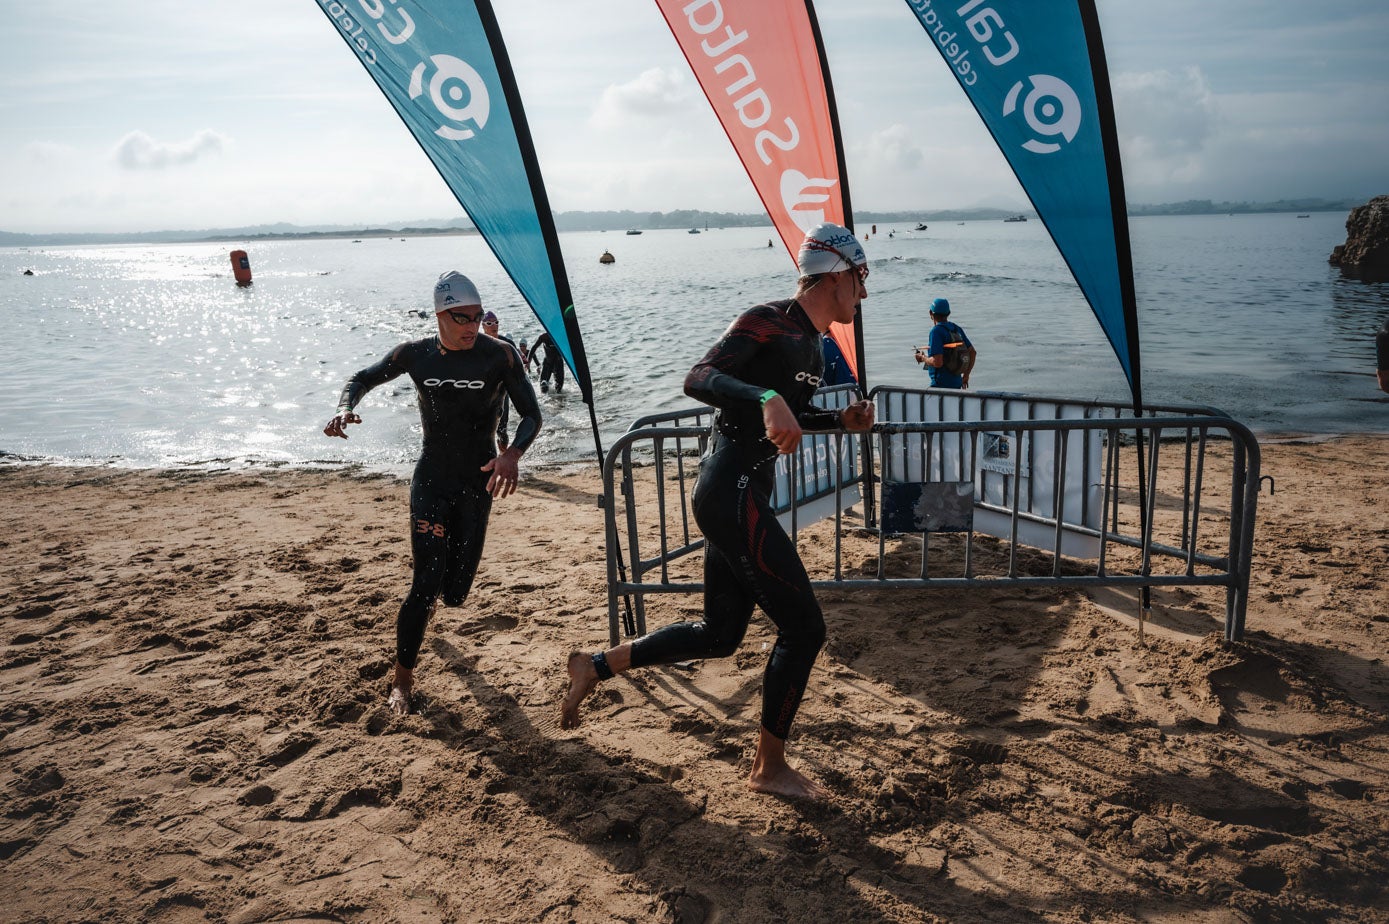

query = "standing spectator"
[914,297,976,389]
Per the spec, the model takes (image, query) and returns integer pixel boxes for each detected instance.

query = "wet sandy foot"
[560,651,598,730]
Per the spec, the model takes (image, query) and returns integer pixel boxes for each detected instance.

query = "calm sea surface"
[2,212,1385,472]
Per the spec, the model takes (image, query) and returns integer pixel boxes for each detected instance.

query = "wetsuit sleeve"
[526,332,548,371]
[501,347,542,454]
[337,344,409,413]
[797,403,841,432]
[684,314,772,408]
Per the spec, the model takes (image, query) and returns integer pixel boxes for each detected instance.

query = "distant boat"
[914,223,928,231]
[625,229,642,235]
[688,228,701,234]
[599,250,615,264]
[1296,214,1310,218]
[1004,214,1028,222]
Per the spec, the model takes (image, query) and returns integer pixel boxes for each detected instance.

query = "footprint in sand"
[455,614,519,637]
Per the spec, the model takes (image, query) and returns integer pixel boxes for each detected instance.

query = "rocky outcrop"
[1329,195,1389,281]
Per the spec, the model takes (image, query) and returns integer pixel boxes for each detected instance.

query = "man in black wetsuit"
[324,271,541,716]
[527,330,565,393]
[561,222,875,800]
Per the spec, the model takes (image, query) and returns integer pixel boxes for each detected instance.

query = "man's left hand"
[482,447,522,498]
[839,400,875,432]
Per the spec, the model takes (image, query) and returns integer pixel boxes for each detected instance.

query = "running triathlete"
[325,271,541,716]
[561,223,875,800]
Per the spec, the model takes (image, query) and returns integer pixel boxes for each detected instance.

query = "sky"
[3,0,1388,234]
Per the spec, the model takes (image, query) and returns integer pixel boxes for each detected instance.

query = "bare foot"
[560,651,598,729]
[748,763,831,801]
[387,683,412,716]
[387,663,414,716]
[749,727,831,800]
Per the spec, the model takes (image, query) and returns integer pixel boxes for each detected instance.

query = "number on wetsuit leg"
[415,519,446,537]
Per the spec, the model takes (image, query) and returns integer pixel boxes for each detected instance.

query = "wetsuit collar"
[436,334,473,354]
[781,299,820,336]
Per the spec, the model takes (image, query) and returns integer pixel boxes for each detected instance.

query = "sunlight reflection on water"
[1,213,1385,471]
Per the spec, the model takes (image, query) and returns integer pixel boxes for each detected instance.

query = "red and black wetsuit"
[337,335,540,670]
[629,299,839,740]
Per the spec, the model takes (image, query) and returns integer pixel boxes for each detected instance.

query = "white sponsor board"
[880,389,1105,558]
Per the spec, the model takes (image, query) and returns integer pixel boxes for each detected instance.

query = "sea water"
[1,212,1385,472]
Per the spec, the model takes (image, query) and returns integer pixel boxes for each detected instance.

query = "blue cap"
[930,297,950,316]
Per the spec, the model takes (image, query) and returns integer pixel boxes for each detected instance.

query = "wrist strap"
[758,389,778,407]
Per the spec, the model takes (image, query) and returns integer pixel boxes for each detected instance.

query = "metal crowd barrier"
[601,387,1260,647]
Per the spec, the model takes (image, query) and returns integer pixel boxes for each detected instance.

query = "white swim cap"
[433,271,481,313]
[796,222,867,276]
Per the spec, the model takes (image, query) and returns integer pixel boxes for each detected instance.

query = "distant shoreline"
[0,199,1362,248]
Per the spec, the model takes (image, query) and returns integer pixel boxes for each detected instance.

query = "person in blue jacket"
[914,297,976,389]
[820,333,858,386]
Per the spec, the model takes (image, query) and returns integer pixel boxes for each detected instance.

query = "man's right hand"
[762,395,802,454]
[324,411,361,439]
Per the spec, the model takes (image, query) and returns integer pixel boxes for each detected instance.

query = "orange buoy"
[230,250,253,287]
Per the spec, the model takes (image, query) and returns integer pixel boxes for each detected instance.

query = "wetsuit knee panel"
[784,608,826,654]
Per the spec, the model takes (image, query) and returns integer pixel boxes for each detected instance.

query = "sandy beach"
[2,435,1386,923]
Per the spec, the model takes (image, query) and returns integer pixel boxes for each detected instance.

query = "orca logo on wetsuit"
[795,371,823,387]
[423,378,486,389]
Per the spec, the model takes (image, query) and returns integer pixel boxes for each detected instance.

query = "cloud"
[23,141,78,165]
[858,124,925,173]
[1113,67,1218,185]
[591,67,695,129]
[112,129,228,170]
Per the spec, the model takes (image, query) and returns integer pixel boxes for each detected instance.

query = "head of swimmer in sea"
[482,310,500,337]
[432,271,484,350]
[794,222,868,327]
